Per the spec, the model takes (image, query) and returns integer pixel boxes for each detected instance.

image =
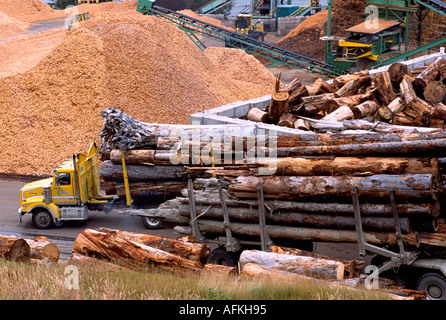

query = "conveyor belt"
[140,4,344,78]
[416,0,446,16]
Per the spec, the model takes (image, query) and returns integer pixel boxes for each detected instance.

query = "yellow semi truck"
[19,143,114,229]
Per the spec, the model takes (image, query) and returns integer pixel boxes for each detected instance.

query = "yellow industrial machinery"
[235,14,266,41]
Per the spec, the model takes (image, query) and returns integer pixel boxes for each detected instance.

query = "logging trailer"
[178,178,446,300]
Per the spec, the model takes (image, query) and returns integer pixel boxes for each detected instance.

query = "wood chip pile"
[0,0,66,24]
[0,1,276,176]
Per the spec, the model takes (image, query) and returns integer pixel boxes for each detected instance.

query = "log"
[372,71,395,105]
[239,262,311,280]
[433,102,446,120]
[174,220,420,247]
[239,250,344,280]
[301,93,338,106]
[418,232,446,248]
[387,97,405,113]
[261,156,439,176]
[177,204,412,233]
[333,70,371,88]
[99,161,185,182]
[72,228,202,272]
[305,78,325,96]
[110,149,155,165]
[176,196,441,217]
[276,138,446,157]
[228,174,438,201]
[267,75,290,122]
[115,181,187,200]
[246,107,270,123]
[335,79,359,97]
[288,85,308,106]
[202,263,238,277]
[417,57,446,86]
[377,105,393,122]
[399,75,417,106]
[95,228,210,263]
[402,97,435,127]
[277,112,295,128]
[294,119,311,131]
[320,105,354,121]
[25,236,59,263]
[0,235,30,263]
[268,245,364,279]
[424,81,446,103]
[388,62,412,87]
[352,101,378,119]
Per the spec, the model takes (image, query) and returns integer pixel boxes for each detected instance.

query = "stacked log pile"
[98,61,446,254]
[251,58,446,130]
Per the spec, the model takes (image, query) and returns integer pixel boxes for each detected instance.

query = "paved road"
[0,179,178,262]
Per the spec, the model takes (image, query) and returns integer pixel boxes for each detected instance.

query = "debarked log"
[239,250,344,280]
[228,174,438,201]
[177,204,412,233]
[174,220,420,247]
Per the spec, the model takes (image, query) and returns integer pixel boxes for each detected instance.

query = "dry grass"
[0,259,393,300]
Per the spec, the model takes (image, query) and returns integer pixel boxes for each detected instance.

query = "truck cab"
[19,143,113,229]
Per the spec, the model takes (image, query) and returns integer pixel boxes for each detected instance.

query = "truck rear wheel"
[32,209,54,229]
[416,273,446,300]
[141,216,162,229]
[207,247,238,267]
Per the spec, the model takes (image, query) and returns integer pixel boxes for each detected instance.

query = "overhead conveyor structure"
[196,0,236,14]
[136,1,344,78]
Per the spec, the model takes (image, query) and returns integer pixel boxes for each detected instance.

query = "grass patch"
[0,259,393,300]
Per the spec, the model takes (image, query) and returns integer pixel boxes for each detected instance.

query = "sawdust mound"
[275,1,366,61]
[0,11,30,39]
[0,0,65,23]
[0,9,275,176]
[0,28,107,175]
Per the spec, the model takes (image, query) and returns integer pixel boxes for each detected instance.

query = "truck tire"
[207,247,237,267]
[32,209,54,229]
[416,272,446,300]
[141,216,162,229]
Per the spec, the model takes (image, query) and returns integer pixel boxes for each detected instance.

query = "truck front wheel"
[416,273,446,300]
[32,209,54,229]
